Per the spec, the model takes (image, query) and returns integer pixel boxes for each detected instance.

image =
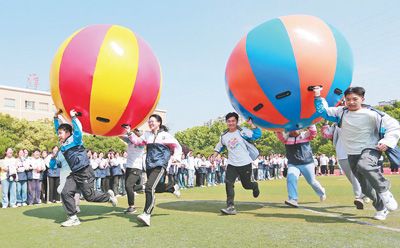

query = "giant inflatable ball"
[50,24,161,136]
[225,15,353,131]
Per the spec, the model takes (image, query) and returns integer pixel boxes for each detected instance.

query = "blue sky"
[0,1,399,132]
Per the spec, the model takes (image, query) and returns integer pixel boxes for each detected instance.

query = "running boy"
[213,112,261,215]
[54,109,117,227]
[314,86,399,220]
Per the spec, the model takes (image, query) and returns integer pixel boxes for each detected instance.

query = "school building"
[0,84,166,132]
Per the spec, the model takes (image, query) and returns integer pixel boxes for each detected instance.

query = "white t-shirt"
[186,156,196,170]
[215,130,253,166]
[341,108,379,155]
[319,156,329,166]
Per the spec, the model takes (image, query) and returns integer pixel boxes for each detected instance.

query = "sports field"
[1,175,399,247]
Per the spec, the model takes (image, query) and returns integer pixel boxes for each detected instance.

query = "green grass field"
[1,175,399,247]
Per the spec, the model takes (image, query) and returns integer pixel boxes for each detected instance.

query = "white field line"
[162,200,400,232]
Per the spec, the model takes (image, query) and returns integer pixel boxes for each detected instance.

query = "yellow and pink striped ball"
[50,24,161,136]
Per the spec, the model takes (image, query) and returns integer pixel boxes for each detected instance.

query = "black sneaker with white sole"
[353,198,364,210]
[124,206,137,214]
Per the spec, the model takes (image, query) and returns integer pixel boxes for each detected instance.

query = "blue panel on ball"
[246,18,301,122]
[326,24,354,106]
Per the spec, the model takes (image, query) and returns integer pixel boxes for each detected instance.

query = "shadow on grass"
[252,212,350,223]
[300,204,358,217]
[157,200,368,224]
[157,200,263,214]
[23,204,171,227]
[23,205,125,224]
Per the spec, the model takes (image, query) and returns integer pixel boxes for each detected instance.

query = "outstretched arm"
[70,110,83,144]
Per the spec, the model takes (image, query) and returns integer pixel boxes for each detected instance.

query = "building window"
[25,100,35,110]
[39,102,49,111]
[4,98,16,108]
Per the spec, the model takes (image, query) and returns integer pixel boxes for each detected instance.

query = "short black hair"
[344,87,365,97]
[225,112,239,122]
[58,123,72,133]
[32,148,40,153]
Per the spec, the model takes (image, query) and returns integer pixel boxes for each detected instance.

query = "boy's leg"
[348,153,385,211]
[75,167,110,203]
[237,164,258,190]
[286,165,300,200]
[144,167,165,214]
[55,177,60,202]
[125,169,142,206]
[225,165,239,207]
[61,175,79,216]
[339,159,363,199]
[298,163,325,197]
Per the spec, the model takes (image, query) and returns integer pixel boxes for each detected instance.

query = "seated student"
[314,86,399,220]
[276,125,326,208]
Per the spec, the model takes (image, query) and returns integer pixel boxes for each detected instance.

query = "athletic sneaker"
[373,208,389,221]
[380,190,398,211]
[137,213,151,226]
[22,203,27,206]
[173,184,181,198]
[16,203,21,207]
[220,206,237,215]
[320,189,327,202]
[253,182,260,198]
[108,190,118,207]
[124,206,137,214]
[61,215,81,227]
[284,199,299,208]
[353,198,364,210]
[363,197,371,204]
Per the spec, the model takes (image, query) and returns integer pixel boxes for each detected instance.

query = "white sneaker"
[320,188,327,202]
[173,184,181,198]
[284,199,299,208]
[108,190,118,207]
[380,190,398,211]
[373,208,389,221]
[363,197,371,204]
[16,203,22,207]
[61,215,81,227]
[137,213,151,226]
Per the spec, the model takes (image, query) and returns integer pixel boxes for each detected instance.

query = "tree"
[0,113,127,155]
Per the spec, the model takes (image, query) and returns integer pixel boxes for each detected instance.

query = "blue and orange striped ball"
[225,15,353,131]
[50,24,161,136]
